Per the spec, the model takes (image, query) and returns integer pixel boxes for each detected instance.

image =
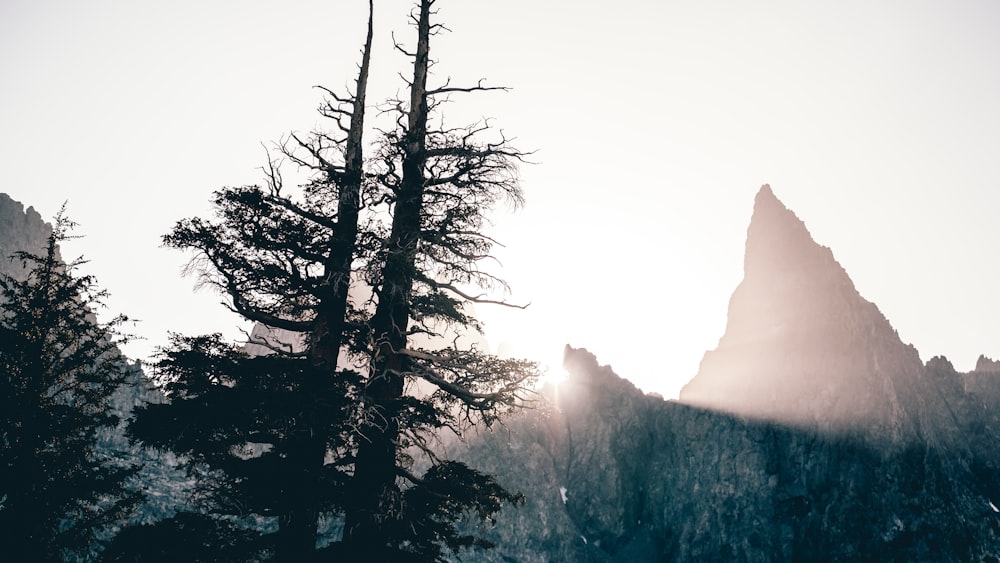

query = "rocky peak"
[743,185,843,286]
[0,193,53,281]
[926,355,956,375]
[975,355,1000,374]
[679,185,944,444]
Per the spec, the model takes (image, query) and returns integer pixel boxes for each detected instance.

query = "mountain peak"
[975,355,1000,374]
[680,185,934,443]
[743,184,841,285]
[754,182,776,204]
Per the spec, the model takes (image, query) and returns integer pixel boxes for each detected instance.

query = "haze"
[2,0,998,398]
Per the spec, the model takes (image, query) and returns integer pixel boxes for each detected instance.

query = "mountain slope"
[456,347,1000,562]
[451,185,1000,561]
[680,185,960,446]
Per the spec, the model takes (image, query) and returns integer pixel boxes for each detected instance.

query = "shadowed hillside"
[454,346,1000,562]
[450,186,1000,561]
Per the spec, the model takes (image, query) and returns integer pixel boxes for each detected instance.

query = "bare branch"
[392,31,416,57]
[429,78,510,96]
[238,327,308,358]
[395,348,538,410]
[261,193,338,231]
[422,279,528,309]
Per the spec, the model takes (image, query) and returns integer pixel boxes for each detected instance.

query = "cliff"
[450,185,1000,561]
[455,347,1000,561]
[680,185,962,447]
[0,193,54,280]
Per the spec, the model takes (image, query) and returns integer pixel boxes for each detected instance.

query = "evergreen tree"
[122,4,375,560]
[0,210,138,562]
[127,1,539,560]
[340,1,538,559]
[108,333,357,562]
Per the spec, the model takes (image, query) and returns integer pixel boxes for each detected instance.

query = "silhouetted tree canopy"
[0,210,138,562]
[125,1,539,561]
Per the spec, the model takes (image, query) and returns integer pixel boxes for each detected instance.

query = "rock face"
[456,347,1000,562]
[449,185,1000,561]
[976,355,1000,374]
[0,193,54,280]
[680,185,955,446]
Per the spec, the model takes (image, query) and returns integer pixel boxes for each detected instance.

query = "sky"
[2,0,998,399]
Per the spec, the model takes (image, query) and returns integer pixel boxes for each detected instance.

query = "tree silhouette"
[0,210,138,562]
[127,1,538,560]
[122,3,376,560]
[110,333,356,562]
[341,1,537,559]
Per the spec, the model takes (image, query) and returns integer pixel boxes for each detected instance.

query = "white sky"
[2,0,998,399]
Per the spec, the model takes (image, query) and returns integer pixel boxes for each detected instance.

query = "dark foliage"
[100,512,269,562]
[117,333,359,561]
[339,2,538,557]
[126,1,539,560]
[0,211,138,561]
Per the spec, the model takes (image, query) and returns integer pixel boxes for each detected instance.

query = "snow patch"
[559,486,568,504]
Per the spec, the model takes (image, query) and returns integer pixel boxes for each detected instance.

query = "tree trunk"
[310,0,373,373]
[274,438,325,562]
[343,0,432,556]
[273,3,373,561]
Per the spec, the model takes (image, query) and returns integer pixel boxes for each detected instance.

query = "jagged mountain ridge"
[5,188,1000,561]
[0,193,55,281]
[450,185,1000,561]
[454,345,1000,562]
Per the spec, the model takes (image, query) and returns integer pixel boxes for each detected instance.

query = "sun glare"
[495,338,567,389]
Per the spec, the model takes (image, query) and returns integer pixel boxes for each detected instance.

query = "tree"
[0,210,137,562]
[124,4,375,560]
[111,333,356,562]
[341,0,538,558]
[130,1,539,560]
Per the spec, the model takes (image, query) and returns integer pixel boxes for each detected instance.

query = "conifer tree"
[0,210,137,562]
[111,333,355,562]
[123,4,375,560]
[340,1,538,558]
[127,1,539,560]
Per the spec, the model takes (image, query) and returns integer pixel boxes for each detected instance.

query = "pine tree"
[121,4,376,559]
[340,1,538,559]
[108,333,356,562]
[0,210,138,562]
[127,1,539,560]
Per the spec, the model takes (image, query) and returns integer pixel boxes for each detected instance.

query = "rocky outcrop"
[975,355,1000,374]
[450,185,1000,561]
[0,193,54,280]
[455,347,1000,562]
[679,186,961,447]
